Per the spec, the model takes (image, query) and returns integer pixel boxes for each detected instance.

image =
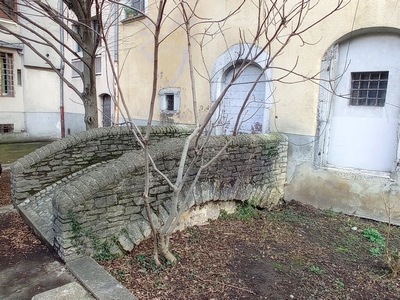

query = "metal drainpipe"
[59,1,65,138]
[113,1,119,125]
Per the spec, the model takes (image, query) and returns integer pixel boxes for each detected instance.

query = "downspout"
[113,1,119,125]
[59,1,66,137]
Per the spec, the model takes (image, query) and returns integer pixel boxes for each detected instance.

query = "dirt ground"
[99,202,400,300]
[2,169,400,299]
[0,169,12,206]
[0,170,76,300]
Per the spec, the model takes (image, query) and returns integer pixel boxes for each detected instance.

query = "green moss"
[67,210,117,261]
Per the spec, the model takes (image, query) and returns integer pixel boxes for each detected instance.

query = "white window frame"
[72,24,82,54]
[0,51,14,97]
[71,56,101,77]
[95,56,101,75]
[159,88,180,114]
[71,59,83,78]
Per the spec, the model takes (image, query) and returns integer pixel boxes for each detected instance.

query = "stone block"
[126,220,145,244]
[118,231,134,252]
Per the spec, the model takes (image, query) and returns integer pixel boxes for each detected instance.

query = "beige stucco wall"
[119,1,400,134]
[119,1,400,224]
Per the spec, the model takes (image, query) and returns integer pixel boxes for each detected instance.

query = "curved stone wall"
[11,125,195,204]
[49,133,288,261]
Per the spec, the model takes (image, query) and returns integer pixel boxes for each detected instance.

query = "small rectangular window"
[123,0,145,19]
[0,124,14,133]
[159,88,180,114]
[92,18,101,46]
[0,52,14,97]
[72,25,82,53]
[17,69,21,86]
[0,0,16,20]
[166,94,174,111]
[350,71,388,107]
[71,59,83,78]
[95,56,101,75]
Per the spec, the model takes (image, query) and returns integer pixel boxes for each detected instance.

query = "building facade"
[0,0,61,141]
[0,0,117,141]
[118,0,400,223]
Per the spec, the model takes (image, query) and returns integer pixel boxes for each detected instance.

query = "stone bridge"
[11,126,288,262]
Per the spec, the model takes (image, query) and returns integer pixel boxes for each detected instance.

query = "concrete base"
[67,257,137,300]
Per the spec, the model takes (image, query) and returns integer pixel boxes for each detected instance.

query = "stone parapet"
[50,133,288,261]
[11,125,195,204]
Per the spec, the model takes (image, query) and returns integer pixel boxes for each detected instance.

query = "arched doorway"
[210,44,273,135]
[220,64,266,134]
[102,94,112,127]
[317,33,400,172]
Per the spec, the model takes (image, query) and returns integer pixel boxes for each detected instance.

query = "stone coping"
[67,257,137,300]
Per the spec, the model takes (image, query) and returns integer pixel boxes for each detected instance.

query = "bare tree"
[0,0,107,129]
[110,0,346,265]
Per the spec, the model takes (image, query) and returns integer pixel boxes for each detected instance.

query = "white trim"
[314,44,339,167]
[159,87,180,114]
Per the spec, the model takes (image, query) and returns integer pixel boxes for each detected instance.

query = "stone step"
[16,162,107,248]
[31,282,95,300]
[67,257,137,300]
[18,196,54,249]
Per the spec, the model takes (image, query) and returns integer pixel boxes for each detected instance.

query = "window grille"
[0,124,14,133]
[166,94,174,111]
[159,87,180,113]
[350,71,388,107]
[0,52,14,97]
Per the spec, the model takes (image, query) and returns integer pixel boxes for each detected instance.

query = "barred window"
[350,71,388,107]
[0,124,14,133]
[0,52,14,97]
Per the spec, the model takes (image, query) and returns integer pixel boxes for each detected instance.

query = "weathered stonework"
[11,127,288,262]
[11,125,195,205]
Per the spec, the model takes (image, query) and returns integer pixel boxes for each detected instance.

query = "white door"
[327,35,400,172]
[220,64,266,134]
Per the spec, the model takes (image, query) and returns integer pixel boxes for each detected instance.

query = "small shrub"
[363,228,385,258]
[219,202,259,221]
[219,209,230,220]
[386,250,400,277]
[324,208,338,218]
[111,269,126,282]
[235,202,259,221]
[363,228,385,248]
[334,278,345,289]
[136,254,163,273]
[188,226,202,244]
[308,265,323,275]
[369,247,383,257]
